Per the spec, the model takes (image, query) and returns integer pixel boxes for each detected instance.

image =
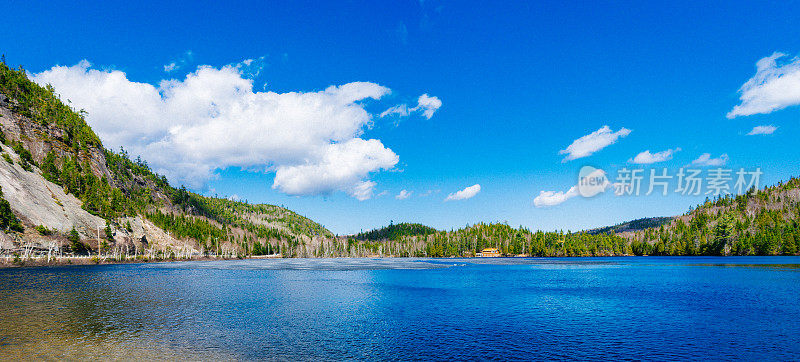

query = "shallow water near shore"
[2,256,800,360]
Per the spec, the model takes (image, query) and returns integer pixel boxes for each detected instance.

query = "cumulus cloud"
[728,52,800,118]
[414,94,442,119]
[534,186,579,208]
[445,184,480,201]
[32,60,401,199]
[629,148,680,164]
[691,153,729,167]
[380,93,441,120]
[272,139,397,199]
[396,189,412,200]
[747,125,777,135]
[560,125,631,162]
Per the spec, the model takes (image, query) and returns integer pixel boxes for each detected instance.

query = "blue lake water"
[1,257,800,360]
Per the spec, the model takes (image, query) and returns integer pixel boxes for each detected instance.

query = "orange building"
[477,248,501,257]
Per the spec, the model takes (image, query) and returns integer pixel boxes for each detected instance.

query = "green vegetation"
[146,209,227,244]
[627,179,800,256]
[105,146,330,247]
[172,192,333,238]
[12,142,35,171]
[350,179,800,258]
[39,151,59,183]
[0,186,23,233]
[2,153,12,164]
[43,152,130,219]
[356,222,437,241]
[1,60,130,219]
[350,222,629,257]
[588,216,673,235]
[0,61,101,152]
[104,222,113,240]
[68,227,90,254]
[35,225,52,235]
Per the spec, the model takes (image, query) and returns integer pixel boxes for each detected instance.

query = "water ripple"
[1,256,799,360]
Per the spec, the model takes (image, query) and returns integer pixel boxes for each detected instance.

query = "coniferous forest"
[0,59,799,260]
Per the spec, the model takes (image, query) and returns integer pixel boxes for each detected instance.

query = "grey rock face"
[0,143,105,236]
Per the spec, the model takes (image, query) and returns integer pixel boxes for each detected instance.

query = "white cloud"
[380,104,409,118]
[534,186,578,208]
[559,125,631,162]
[629,148,680,164]
[380,93,441,120]
[445,184,480,201]
[32,60,401,199]
[535,167,612,207]
[396,189,412,200]
[235,56,267,78]
[163,50,194,73]
[414,94,442,119]
[272,139,397,198]
[691,153,729,167]
[728,52,800,118]
[747,125,777,135]
[347,180,378,201]
[163,62,178,72]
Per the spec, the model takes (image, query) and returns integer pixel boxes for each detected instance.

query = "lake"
[1,257,799,360]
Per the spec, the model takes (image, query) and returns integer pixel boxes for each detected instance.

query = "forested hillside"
[587,216,673,235]
[355,222,437,241]
[0,57,798,262]
[625,179,800,256]
[349,179,800,257]
[350,222,630,257]
[0,60,335,259]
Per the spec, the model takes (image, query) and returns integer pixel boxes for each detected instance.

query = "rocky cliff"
[0,61,337,259]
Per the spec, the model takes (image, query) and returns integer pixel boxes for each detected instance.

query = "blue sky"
[4,0,800,234]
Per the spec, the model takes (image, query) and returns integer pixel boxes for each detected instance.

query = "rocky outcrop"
[0,102,112,181]
[115,216,198,253]
[0,142,105,235]
[0,141,199,254]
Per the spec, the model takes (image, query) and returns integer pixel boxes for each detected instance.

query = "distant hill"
[586,178,800,256]
[355,222,438,241]
[350,179,800,257]
[623,178,800,256]
[346,221,629,257]
[586,217,674,235]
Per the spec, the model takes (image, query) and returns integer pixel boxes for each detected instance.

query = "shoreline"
[0,254,283,268]
[3,253,799,269]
